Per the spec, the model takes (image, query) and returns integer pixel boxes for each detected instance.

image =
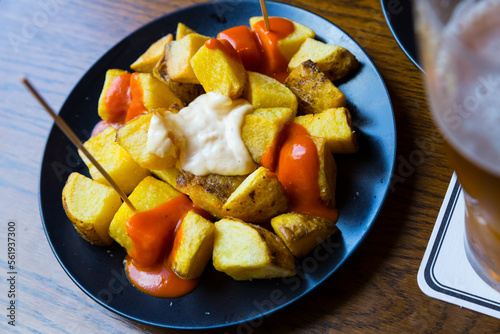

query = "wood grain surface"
[1,0,499,333]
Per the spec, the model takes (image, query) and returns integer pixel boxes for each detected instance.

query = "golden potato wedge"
[293,107,358,154]
[108,176,180,253]
[166,33,210,84]
[249,16,315,60]
[153,52,205,104]
[312,136,337,208]
[213,218,295,280]
[176,22,196,40]
[130,34,173,73]
[175,170,247,219]
[133,72,184,114]
[190,41,247,99]
[243,71,298,113]
[241,107,294,164]
[98,71,184,123]
[271,213,338,258]
[97,69,130,122]
[288,38,359,81]
[151,167,180,189]
[285,60,346,114]
[116,111,177,170]
[222,167,288,223]
[62,172,122,246]
[170,211,215,279]
[79,126,150,195]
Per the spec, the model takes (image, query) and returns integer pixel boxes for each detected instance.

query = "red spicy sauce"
[260,124,287,172]
[217,17,295,83]
[125,73,147,122]
[217,25,263,70]
[125,256,198,298]
[205,38,241,62]
[104,72,131,123]
[125,194,205,298]
[274,123,339,222]
[252,17,294,83]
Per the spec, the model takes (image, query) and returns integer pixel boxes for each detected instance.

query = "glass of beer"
[414,0,500,291]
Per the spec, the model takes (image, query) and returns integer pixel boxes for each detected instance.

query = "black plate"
[381,0,422,71]
[39,0,396,330]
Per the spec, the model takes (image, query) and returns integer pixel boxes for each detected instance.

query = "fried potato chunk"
[116,111,177,171]
[213,218,296,280]
[153,52,205,104]
[243,71,298,113]
[79,126,150,195]
[175,170,247,219]
[97,70,183,122]
[222,167,288,223]
[151,167,180,189]
[312,136,337,207]
[271,213,338,258]
[62,172,122,246]
[133,72,184,113]
[176,22,196,40]
[288,38,359,81]
[249,16,315,60]
[190,42,247,99]
[97,69,129,122]
[166,33,210,84]
[241,107,294,164]
[170,211,215,280]
[285,60,346,114]
[130,34,173,73]
[293,107,358,154]
[108,176,180,253]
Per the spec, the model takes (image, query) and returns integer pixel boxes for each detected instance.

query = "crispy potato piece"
[271,213,338,258]
[175,170,247,218]
[222,167,288,223]
[151,167,180,189]
[190,42,247,99]
[312,136,337,207]
[98,71,183,122]
[152,167,251,220]
[108,176,180,252]
[243,71,298,113]
[241,108,294,164]
[285,60,346,114]
[133,72,184,113]
[166,33,210,84]
[97,69,129,122]
[116,111,177,170]
[170,211,215,279]
[249,16,315,60]
[288,38,359,81]
[153,52,205,104]
[79,127,150,195]
[213,218,295,280]
[293,107,358,154]
[130,34,173,73]
[62,172,122,246]
[176,22,196,40]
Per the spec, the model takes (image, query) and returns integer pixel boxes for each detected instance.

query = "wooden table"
[1,0,498,332]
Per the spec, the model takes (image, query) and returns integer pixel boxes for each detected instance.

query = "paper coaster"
[418,173,500,318]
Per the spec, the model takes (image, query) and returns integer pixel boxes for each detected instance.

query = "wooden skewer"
[259,0,271,31]
[22,77,136,212]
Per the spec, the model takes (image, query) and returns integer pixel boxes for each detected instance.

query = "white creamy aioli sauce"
[147,92,256,176]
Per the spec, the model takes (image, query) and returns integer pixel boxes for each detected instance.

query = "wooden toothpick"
[260,0,271,31]
[23,77,136,212]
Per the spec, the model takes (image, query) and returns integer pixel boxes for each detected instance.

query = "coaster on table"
[418,173,500,318]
